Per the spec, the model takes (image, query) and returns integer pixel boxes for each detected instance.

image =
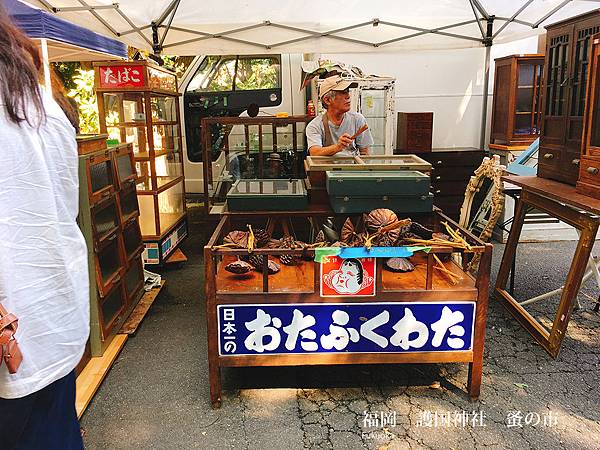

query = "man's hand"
[335,133,353,153]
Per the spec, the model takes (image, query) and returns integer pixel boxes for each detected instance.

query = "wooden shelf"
[215,252,475,294]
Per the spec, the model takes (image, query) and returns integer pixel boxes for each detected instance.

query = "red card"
[320,256,376,297]
[98,65,145,88]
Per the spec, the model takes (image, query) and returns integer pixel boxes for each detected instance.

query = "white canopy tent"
[28,0,600,147]
[29,0,600,54]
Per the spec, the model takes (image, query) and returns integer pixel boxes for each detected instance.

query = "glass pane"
[101,284,124,327]
[124,260,143,297]
[98,238,121,284]
[89,160,113,194]
[591,56,600,147]
[138,195,157,236]
[92,200,119,239]
[187,56,236,93]
[148,67,177,92]
[123,221,142,259]
[157,181,185,235]
[107,126,148,155]
[103,93,146,124]
[516,88,534,112]
[518,64,535,87]
[119,187,139,220]
[234,57,281,90]
[155,152,183,188]
[514,115,533,135]
[150,96,177,122]
[361,90,386,118]
[116,153,135,182]
[152,124,180,152]
[136,161,152,190]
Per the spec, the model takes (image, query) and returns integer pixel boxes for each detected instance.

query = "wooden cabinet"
[77,138,145,356]
[419,149,485,221]
[577,33,600,198]
[395,112,433,153]
[491,55,544,146]
[538,10,600,185]
[95,61,187,265]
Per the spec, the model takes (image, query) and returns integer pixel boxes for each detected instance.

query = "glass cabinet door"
[590,54,600,147]
[546,34,570,118]
[515,62,543,135]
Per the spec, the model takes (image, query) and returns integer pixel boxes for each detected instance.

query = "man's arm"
[309,133,354,156]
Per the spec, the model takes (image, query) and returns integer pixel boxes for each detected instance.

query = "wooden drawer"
[576,159,600,199]
[421,151,484,167]
[407,121,432,130]
[537,146,561,174]
[113,144,137,188]
[123,254,144,304]
[122,218,144,262]
[118,181,140,224]
[404,112,433,122]
[95,233,124,297]
[91,195,120,247]
[98,281,127,340]
[430,166,478,182]
[431,181,469,197]
[87,152,115,204]
[578,158,600,185]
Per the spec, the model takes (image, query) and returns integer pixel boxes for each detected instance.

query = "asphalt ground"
[81,210,600,450]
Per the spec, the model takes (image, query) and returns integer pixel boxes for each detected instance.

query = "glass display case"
[77,139,145,357]
[95,61,187,265]
[490,54,544,147]
[201,115,313,214]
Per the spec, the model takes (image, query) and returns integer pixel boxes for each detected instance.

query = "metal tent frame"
[30,0,600,149]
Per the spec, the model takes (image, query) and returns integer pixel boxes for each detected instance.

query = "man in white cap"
[306,75,374,157]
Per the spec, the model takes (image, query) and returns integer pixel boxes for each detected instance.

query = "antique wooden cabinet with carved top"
[577,33,600,198]
[538,10,600,185]
[490,54,544,146]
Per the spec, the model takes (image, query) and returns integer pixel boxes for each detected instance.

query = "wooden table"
[495,176,600,357]
[205,209,492,408]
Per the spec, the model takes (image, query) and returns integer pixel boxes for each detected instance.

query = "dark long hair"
[0,2,45,126]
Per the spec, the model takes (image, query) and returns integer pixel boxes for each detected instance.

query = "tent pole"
[40,38,52,96]
[479,17,494,151]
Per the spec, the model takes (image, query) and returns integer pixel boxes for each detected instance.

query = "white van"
[177,54,306,194]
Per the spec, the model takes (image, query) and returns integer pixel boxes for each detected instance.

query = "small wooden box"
[395,112,433,153]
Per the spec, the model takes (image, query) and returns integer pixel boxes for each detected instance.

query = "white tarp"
[31,0,600,55]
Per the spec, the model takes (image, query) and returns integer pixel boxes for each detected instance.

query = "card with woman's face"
[321,256,375,297]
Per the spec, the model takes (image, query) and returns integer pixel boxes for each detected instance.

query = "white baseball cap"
[319,75,358,99]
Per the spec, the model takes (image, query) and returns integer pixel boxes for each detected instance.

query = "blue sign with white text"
[218,302,475,356]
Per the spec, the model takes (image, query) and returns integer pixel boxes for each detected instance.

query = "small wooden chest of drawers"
[419,149,485,220]
[395,112,433,153]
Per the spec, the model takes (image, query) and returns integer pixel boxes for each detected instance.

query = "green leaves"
[67,69,98,134]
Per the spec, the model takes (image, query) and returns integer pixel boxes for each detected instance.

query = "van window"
[187,55,281,93]
[235,57,280,90]
[184,55,283,163]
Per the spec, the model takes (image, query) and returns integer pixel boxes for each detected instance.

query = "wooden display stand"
[204,208,492,408]
[94,61,187,265]
[495,175,600,357]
